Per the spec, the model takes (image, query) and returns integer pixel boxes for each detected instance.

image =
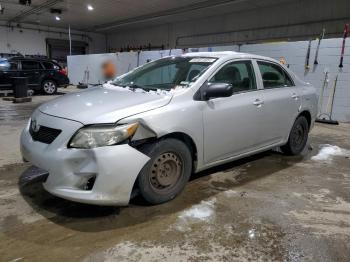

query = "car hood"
[39,86,173,124]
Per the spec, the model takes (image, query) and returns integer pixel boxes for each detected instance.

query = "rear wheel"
[137,138,192,204]
[42,80,57,95]
[281,116,309,155]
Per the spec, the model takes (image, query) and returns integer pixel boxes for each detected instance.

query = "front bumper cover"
[20,111,150,206]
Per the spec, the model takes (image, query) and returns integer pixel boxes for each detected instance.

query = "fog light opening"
[84,176,96,190]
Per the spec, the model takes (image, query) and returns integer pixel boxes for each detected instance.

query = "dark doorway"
[46,38,87,66]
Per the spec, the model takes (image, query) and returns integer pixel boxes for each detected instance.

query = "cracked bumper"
[20,111,150,206]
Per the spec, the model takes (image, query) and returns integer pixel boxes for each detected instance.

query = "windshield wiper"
[128,84,146,90]
[141,86,161,91]
[128,84,167,92]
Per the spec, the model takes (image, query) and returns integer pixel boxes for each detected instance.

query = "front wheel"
[137,138,192,205]
[281,116,309,155]
[42,80,57,95]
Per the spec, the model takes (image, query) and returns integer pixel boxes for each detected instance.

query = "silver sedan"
[20,52,317,205]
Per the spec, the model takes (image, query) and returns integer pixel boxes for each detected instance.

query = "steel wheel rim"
[149,152,183,193]
[44,81,56,94]
[291,123,305,149]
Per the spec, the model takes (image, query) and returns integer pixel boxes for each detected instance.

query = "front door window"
[209,60,257,93]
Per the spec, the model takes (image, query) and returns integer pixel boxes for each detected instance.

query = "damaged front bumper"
[20,111,150,206]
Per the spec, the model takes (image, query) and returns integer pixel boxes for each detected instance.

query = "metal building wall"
[241,39,350,122]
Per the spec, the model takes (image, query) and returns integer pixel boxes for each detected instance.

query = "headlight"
[69,123,139,149]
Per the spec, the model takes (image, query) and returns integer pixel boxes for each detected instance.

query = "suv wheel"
[281,116,309,155]
[42,80,57,95]
[137,138,192,204]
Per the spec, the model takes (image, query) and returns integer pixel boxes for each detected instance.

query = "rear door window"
[257,61,294,88]
[21,61,43,70]
[9,62,18,70]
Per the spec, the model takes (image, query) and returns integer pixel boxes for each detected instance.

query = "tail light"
[59,68,68,76]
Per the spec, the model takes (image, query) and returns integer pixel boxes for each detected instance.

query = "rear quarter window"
[42,62,61,70]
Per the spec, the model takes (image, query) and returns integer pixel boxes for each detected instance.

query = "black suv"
[0,57,69,95]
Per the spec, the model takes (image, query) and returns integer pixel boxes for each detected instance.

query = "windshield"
[111,56,217,91]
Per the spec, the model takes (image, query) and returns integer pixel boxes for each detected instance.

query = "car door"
[20,60,43,89]
[202,60,265,164]
[255,60,301,145]
[0,60,19,90]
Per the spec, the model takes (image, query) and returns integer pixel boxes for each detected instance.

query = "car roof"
[182,51,277,63]
[182,51,238,58]
[8,57,53,62]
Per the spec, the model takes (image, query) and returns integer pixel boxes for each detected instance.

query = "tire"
[42,80,57,95]
[281,116,309,156]
[137,138,192,205]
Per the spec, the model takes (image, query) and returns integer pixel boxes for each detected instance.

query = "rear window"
[21,61,43,70]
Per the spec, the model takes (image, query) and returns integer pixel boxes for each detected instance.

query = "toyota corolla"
[20,51,317,206]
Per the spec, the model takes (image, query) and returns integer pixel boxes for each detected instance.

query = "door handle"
[253,99,264,106]
[291,93,299,100]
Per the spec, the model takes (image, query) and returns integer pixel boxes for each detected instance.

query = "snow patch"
[102,82,131,92]
[223,189,239,197]
[311,144,350,161]
[173,198,216,231]
[9,258,24,262]
[103,81,186,95]
[179,198,216,221]
[248,229,257,239]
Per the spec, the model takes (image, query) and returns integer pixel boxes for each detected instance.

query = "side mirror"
[203,83,234,100]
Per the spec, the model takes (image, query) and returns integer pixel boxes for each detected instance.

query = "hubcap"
[44,81,56,94]
[150,152,183,192]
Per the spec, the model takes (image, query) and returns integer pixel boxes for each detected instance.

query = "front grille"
[30,125,62,144]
